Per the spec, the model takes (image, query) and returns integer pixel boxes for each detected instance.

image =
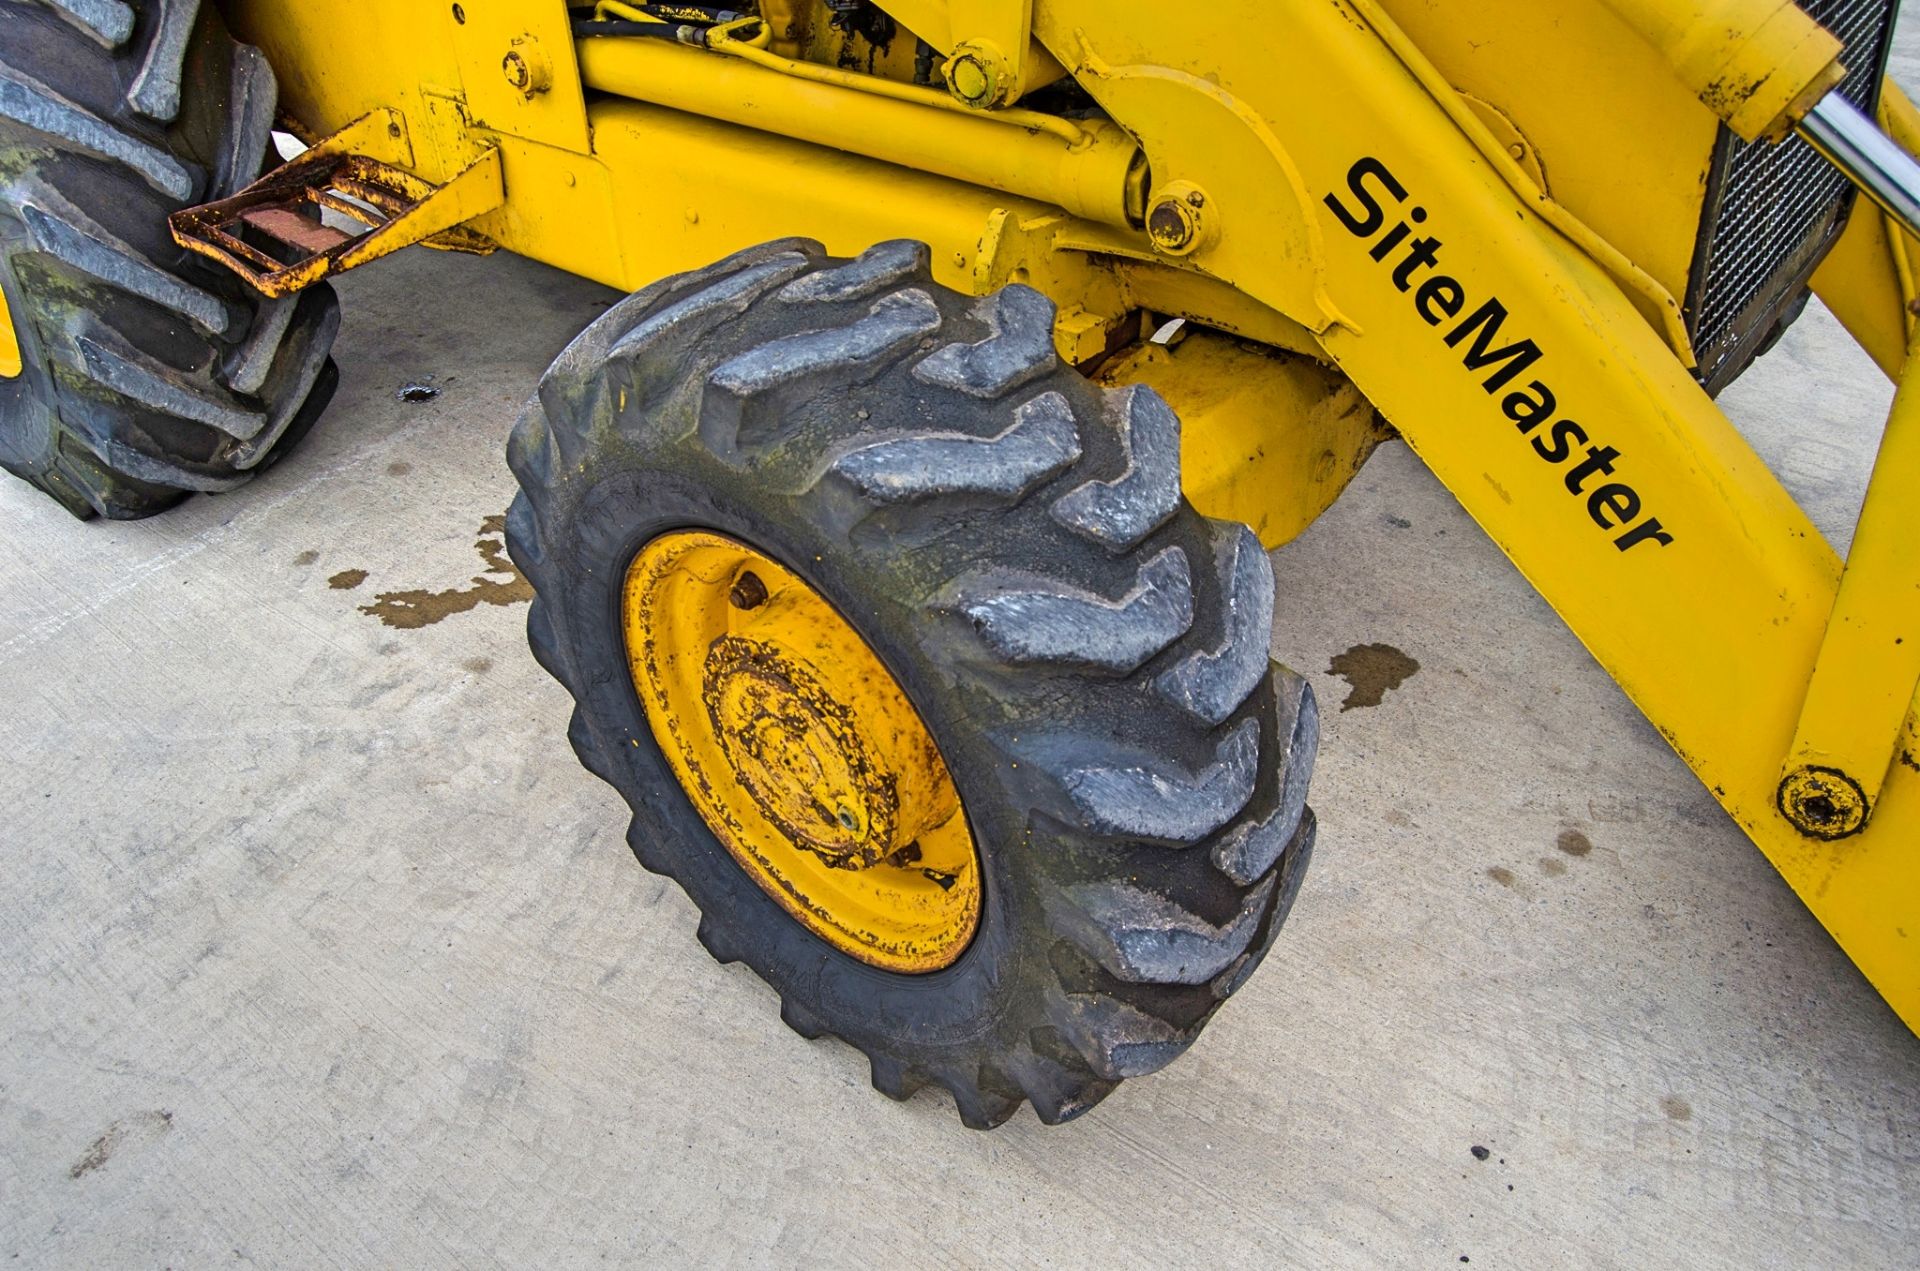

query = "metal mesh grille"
[1689,0,1897,387]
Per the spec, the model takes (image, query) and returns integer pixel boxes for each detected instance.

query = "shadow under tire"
[506,237,1319,1128]
[0,0,340,520]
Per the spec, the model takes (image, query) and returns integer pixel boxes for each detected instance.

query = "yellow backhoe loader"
[2,0,1916,1126]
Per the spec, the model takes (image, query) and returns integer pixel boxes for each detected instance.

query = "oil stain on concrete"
[328,569,368,591]
[358,515,533,629]
[69,1110,172,1180]
[1327,642,1420,711]
[1556,829,1594,857]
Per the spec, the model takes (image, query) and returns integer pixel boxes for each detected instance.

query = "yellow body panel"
[212,0,1920,1032]
[1592,0,1844,141]
[445,0,591,151]
[1097,330,1390,550]
[1375,0,1718,329]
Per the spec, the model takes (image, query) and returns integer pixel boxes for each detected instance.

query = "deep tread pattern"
[60,407,244,491]
[1007,1043,1116,1125]
[1050,384,1181,550]
[75,328,264,438]
[216,42,276,203]
[507,239,1318,1128]
[126,0,199,122]
[1027,716,1260,843]
[702,288,942,455]
[867,1053,928,1103]
[1058,871,1278,986]
[21,192,227,331]
[0,0,341,518]
[1156,523,1277,725]
[1046,988,1201,1082]
[1212,671,1317,885]
[536,238,817,407]
[224,294,292,396]
[911,284,1057,398]
[938,1067,1022,1131]
[709,284,935,395]
[944,544,1193,674]
[778,238,927,305]
[825,389,1080,508]
[608,253,809,367]
[37,0,134,50]
[226,287,338,468]
[0,64,193,198]
[1211,811,1314,1001]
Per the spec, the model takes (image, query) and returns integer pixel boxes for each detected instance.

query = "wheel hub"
[704,634,943,870]
[624,531,980,972]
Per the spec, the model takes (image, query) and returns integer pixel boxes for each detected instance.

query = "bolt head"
[948,56,992,104]
[1145,182,1211,255]
[1147,198,1198,254]
[501,42,553,98]
[1778,765,1869,839]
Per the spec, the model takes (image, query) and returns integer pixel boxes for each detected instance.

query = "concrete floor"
[6,112,1920,1271]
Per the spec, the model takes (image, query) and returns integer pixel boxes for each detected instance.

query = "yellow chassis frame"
[194,0,1919,1032]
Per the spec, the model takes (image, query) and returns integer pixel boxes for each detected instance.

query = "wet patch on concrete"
[1538,857,1567,878]
[1660,1095,1692,1122]
[1556,829,1593,857]
[387,461,414,477]
[328,569,368,591]
[359,515,532,629]
[1486,866,1516,888]
[69,1109,172,1180]
[1327,643,1420,711]
[293,550,319,567]
[462,657,493,674]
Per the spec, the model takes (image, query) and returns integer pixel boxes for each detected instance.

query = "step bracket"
[169,109,504,299]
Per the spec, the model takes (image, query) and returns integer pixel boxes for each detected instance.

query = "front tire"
[506,238,1318,1127]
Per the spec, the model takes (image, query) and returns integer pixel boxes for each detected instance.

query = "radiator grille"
[1687,0,1898,392]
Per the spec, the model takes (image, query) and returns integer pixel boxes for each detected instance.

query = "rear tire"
[507,238,1318,1127]
[0,0,339,519]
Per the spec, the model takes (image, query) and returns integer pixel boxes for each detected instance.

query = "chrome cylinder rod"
[1797,92,1920,241]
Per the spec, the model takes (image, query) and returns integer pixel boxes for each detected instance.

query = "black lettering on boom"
[1327,156,1673,553]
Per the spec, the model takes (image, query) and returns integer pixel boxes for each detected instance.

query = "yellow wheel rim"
[623,530,981,973]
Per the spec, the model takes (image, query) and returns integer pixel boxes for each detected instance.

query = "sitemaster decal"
[1325,156,1674,553]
